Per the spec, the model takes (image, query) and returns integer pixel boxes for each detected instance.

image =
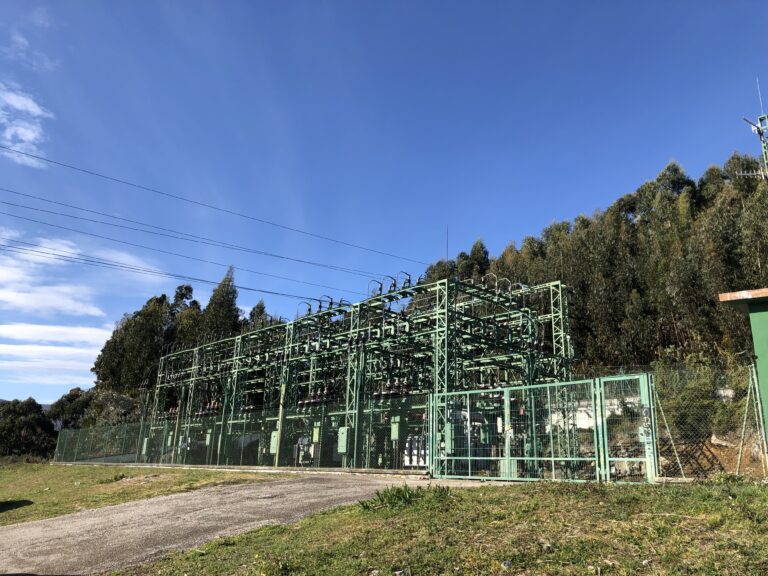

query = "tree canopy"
[486,156,764,366]
[0,398,57,457]
[91,268,252,401]
[421,155,765,366]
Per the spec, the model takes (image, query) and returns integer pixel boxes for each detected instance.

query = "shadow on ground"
[0,500,33,514]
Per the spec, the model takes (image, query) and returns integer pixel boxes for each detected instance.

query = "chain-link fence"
[653,364,767,480]
[55,422,141,463]
[54,367,768,482]
[55,395,430,471]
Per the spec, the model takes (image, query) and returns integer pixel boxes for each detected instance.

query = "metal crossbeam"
[141,277,573,469]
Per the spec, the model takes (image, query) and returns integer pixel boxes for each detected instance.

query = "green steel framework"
[133,277,575,471]
[429,374,658,482]
[54,276,667,481]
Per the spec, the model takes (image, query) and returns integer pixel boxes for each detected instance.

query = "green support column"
[503,388,511,480]
[275,324,294,467]
[720,290,768,444]
[748,302,768,434]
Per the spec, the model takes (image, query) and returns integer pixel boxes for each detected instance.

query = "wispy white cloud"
[0,343,101,360]
[0,230,169,319]
[2,6,56,71]
[0,332,104,391]
[28,7,53,30]
[0,323,112,346]
[1,31,56,72]
[0,81,52,118]
[2,372,95,388]
[0,230,105,317]
[91,247,167,286]
[0,228,165,398]
[0,285,105,317]
[0,81,53,168]
[13,237,80,265]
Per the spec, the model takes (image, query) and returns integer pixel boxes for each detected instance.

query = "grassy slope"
[120,480,768,576]
[0,463,275,526]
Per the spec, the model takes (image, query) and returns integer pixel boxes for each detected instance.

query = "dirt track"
[0,471,472,575]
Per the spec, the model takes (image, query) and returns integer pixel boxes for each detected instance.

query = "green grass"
[119,478,768,576]
[0,462,277,526]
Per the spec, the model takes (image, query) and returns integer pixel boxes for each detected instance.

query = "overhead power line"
[0,233,366,296]
[0,210,379,292]
[0,186,385,277]
[0,198,383,278]
[0,143,428,265]
[0,241,320,302]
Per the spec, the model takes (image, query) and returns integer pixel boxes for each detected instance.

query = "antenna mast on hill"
[740,77,768,180]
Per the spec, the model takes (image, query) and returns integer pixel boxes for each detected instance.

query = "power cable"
[0,211,381,292]
[0,143,428,265]
[0,186,385,276]
[0,199,383,278]
[0,242,320,302]
[0,234,366,296]
[1,241,173,277]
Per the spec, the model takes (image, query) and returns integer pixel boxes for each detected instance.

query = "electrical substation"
[50,109,768,483]
[56,276,662,482]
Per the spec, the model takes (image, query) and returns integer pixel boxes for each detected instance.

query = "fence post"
[594,377,609,482]
[639,373,658,482]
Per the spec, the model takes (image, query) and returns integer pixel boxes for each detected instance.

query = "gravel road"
[0,472,470,575]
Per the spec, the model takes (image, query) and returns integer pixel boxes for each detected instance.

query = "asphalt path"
[0,472,473,575]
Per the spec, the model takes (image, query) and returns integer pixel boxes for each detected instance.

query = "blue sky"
[0,1,766,403]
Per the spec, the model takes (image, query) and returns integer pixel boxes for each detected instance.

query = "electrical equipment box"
[500,458,518,479]
[205,430,212,447]
[444,422,453,454]
[269,430,280,454]
[312,423,321,444]
[390,415,401,441]
[338,426,350,454]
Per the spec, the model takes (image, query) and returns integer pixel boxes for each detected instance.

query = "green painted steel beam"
[719,289,768,441]
[139,276,574,472]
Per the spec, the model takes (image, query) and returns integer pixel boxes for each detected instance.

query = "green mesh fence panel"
[430,375,657,482]
[54,422,141,464]
[54,366,768,482]
[55,395,429,471]
[653,364,767,479]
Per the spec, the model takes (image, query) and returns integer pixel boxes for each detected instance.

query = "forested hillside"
[427,153,767,367]
[29,153,768,439]
[90,152,768,397]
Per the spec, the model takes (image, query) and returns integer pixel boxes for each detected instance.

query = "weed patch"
[119,481,768,576]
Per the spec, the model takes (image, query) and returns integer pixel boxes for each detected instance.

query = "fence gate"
[429,374,658,482]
